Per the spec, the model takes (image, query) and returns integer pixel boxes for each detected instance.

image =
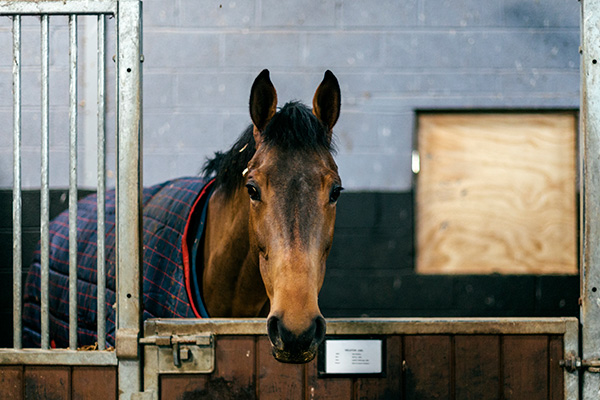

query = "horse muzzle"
[267,315,326,363]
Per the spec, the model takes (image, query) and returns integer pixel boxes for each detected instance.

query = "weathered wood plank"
[548,335,564,400]
[403,335,452,399]
[355,335,402,399]
[417,113,577,274]
[306,356,353,400]
[72,366,117,400]
[503,335,548,399]
[213,336,256,398]
[0,366,23,400]
[24,366,70,400]
[160,374,209,400]
[455,335,500,400]
[257,336,304,399]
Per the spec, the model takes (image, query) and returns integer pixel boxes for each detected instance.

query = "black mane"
[202,101,335,195]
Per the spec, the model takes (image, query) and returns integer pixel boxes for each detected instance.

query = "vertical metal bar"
[563,319,580,400]
[12,15,22,351]
[116,0,143,396]
[68,14,78,350]
[97,14,106,351]
[581,0,600,398]
[40,14,50,350]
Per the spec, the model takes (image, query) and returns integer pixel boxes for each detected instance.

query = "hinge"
[560,351,600,373]
[116,328,140,360]
[140,333,214,373]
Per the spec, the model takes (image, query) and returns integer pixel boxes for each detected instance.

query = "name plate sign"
[324,339,383,374]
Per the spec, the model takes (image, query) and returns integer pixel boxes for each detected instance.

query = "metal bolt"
[180,347,191,361]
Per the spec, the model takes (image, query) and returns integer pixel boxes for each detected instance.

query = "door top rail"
[144,317,580,337]
[0,0,117,16]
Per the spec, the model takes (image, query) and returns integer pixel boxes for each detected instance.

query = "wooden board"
[306,356,353,400]
[72,367,117,400]
[403,335,452,399]
[0,366,23,400]
[417,113,577,274]
[0,366,118,400]
[503,335,549,399]
[160,374,209,400]
[354,335,402,399]
[454,335,500,400]
[0,332,566,399]
[257,336,305,399]
[24,366,70,400]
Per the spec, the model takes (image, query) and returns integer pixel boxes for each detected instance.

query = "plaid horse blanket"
[23,177,214,348]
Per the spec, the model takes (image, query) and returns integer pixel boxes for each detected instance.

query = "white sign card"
[324,339,383,374]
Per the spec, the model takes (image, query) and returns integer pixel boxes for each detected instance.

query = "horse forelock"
[262,101,334,152]
[202,101,336,196]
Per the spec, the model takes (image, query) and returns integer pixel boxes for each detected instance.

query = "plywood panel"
[257,336,304,399]
[24,366,70,400]
[417,113,577,274]
[72,367,117,400]
[355,335,402,399]
[503,335,548,399]
[455,335,500,400]
[0,366,23,400]
[403,335,452,399]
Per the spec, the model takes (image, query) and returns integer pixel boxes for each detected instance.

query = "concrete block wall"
[0,0,580,191]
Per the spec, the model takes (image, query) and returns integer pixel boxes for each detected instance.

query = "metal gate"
[0,1,143,399]
[1,0,600,399]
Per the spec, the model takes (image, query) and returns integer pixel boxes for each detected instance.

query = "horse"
[22,69,342,364]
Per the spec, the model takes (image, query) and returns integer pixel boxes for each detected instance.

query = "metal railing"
[1,0,143,396]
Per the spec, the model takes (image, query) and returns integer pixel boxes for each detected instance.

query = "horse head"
[246,70,341,363]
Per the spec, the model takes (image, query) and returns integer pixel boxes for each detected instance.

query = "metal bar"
[0,349,117,366]
[40,13,50,351]
[581,0,600,398]
[0,0,116,16]
[12,15,22,351]
[68,14,78,350]
[116,0,143,397]
[97,14,107,351]
[563,317,580,400]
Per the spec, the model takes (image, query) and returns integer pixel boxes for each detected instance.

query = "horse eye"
[246,183,261,201]
[329,186,343,203]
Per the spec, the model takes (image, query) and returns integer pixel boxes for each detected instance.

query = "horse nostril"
[267,316,282,347]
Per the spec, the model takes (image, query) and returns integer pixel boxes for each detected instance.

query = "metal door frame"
[0,1,143,399]
[580,0,600,398]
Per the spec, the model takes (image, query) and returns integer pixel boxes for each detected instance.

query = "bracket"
[116,328,139,360]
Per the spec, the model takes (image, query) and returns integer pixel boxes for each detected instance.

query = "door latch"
[140,333,214,373]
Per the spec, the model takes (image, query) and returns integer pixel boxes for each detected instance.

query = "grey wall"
[0,0,580,191]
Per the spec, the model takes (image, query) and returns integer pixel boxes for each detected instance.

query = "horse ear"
[312,70,341,137]
[249,69,278,147]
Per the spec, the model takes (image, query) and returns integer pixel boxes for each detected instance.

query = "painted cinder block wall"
[140,0,580,191]
[0,1,582,337]
[0,0,580,190]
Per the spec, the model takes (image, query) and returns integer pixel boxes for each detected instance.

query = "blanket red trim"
[181,178,216,318]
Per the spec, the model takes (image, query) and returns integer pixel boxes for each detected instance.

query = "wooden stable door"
[416,112,577,275]
[156,333,565,399]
